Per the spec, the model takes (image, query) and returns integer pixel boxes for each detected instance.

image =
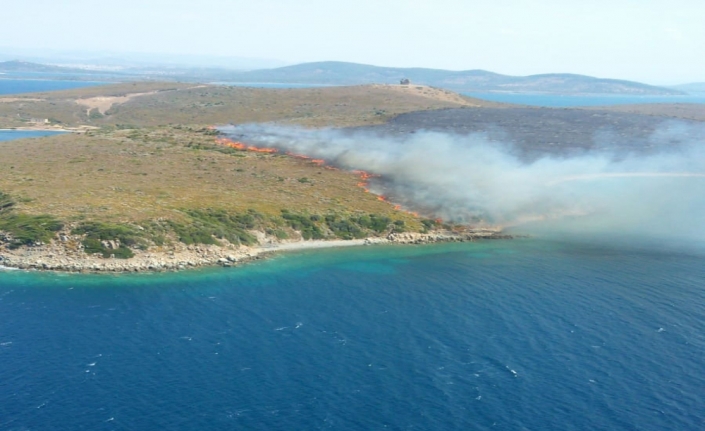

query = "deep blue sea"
[1,239,703,430]
[0,79,104,96]
[464,92,705,107]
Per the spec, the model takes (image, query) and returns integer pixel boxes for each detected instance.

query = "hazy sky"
[3,0,703,84]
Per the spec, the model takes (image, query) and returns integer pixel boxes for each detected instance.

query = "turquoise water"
[0,79,104,95]
[464,92,705,107]
[1,239,703,430]
[0,130,66,141]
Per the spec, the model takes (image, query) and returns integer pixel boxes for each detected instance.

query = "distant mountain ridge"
[223,61,683,95]
[0,60,685,96]
[670,82,705,93]
[0,60,85,73]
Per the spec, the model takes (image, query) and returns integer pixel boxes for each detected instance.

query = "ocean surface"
[1,239,703,430]
[0,79,104,95]
[464,92,705,107]
[0,130,66,141]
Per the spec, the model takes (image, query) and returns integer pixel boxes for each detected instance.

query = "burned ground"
[350,107,705,159]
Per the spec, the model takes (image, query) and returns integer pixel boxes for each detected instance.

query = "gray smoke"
[220,123,705,245]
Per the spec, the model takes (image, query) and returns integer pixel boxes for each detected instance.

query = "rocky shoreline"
[0,228,511,274]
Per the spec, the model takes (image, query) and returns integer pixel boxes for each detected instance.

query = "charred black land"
[350,107,705,159]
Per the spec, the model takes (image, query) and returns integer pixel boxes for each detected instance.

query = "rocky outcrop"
[0,228,512,273]
[0,237,268,273]
[387,228,512,244]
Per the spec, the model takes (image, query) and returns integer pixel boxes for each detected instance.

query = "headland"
[0,81,702,272]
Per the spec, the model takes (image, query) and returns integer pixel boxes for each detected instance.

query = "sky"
[2,0,704,84]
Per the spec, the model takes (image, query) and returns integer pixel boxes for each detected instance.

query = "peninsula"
[0,82,508,272]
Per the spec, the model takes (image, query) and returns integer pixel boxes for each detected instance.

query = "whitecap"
[274,327,288,331]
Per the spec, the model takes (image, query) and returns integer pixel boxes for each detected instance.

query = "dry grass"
[0,126,421,229]
[0,82,500,129]
[0,82,499,236]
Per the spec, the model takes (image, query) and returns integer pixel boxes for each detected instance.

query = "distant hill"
[0,60,84,73]
[0,60,685,96]
[670,82,705,93]
[220,61,683,95]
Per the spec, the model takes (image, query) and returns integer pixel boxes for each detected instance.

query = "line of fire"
[213,136,429,220]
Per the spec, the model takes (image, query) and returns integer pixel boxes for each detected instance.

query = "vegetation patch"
[0,213,64,249]
[281,210,326,240]
[167,208,263,246]
[71,221,142,258]
[0,191,15,213]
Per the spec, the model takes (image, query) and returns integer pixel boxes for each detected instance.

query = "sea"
[463,92,705,107]
[0,130,66,141]
[0,78,104,96]
[1,81,704,430]
[1,239,703,430]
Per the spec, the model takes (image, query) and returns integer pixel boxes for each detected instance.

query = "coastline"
[0,229,511,273]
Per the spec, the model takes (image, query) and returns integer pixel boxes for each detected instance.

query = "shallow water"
[0,130,66,141]
[1,239,703,430]
[0,78,104,96]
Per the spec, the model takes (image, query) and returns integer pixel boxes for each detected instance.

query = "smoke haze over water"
[220,123,705,246]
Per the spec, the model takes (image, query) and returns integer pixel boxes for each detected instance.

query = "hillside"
[0,82,501,271]
[0,82,502,129]
[219,61,683,96]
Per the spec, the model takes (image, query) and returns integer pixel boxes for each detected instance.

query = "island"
[0,82,514,272]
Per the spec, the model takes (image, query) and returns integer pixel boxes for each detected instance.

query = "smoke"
[220,123,705,245]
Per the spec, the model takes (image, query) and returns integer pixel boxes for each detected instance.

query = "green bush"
[72,221,143,259]
[281,211,325,240]
[0,192,15,213]
[325,215,366,240]
[167,208,264,246]
[0,214,64,249]
[355,214,392,233]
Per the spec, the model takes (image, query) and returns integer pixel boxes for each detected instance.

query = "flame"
[214,136,427,219]
[215,137,278,153]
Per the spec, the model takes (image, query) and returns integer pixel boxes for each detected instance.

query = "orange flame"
[215,137,278,153]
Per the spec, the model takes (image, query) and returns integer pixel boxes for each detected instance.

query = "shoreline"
[0,229,512,274]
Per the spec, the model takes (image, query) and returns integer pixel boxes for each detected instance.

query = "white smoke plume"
[220,123,705,245]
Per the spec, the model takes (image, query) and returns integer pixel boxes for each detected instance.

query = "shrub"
[72,222,144,258]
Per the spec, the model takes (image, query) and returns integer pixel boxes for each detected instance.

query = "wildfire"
[212,135,433,220]
[215,137,278,154]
